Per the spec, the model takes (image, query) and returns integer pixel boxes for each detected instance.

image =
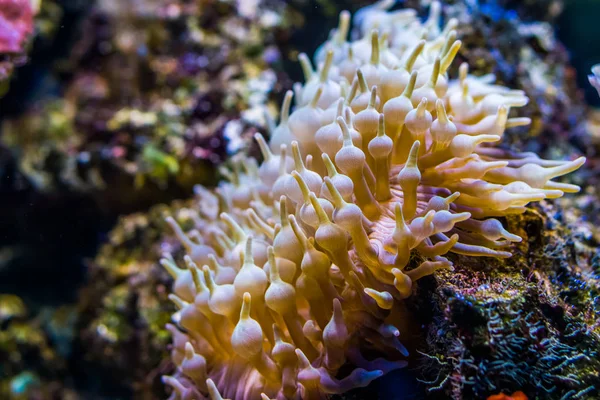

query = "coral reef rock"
[415,200,600,399]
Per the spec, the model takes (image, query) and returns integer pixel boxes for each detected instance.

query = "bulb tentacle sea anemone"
[160,2,584,399]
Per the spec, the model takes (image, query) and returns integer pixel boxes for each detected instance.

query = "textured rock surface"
[414,201,600,399]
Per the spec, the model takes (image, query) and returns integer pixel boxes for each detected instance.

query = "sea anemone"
[160,2,585,399]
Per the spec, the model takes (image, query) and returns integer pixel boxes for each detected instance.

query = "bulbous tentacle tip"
[370,29,380,65]
[356,68,368,93]
[369,85,378,108]
[429,57,441,86]
[240,292,252,318]
[379,358,408,374]
[446,191,460,204]
[184,341,195,359]
[441,40,462,74]
[281,90,294,121]
[298,53,314,81]
[161,375,171,385]
[272,323,284,342]
[364,288,394,309]
[160,257,182,279]
[337,10,351,41]
[391,268,413,299]
[295,348,312,368]
[407,140,420,165]
[201,265,215,291]
[243,236,254,265]
[254,133,272,160]
[206,378,226,400]
[162,376,183,392]
[435,99,448,123]
[320,49,335,82]
[311,85,325,108]
[416,97,429,115]
[183,255,196,269]
[309,192,331,224]
[336,116,352,144]
[347,368,384,389]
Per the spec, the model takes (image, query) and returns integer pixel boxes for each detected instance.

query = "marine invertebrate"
[0,0,34,86]
[0,0,33,54]
[160,2,584,399]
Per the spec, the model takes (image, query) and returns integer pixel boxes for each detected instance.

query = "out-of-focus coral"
[585,109,600,146]
[0,294,79,400]
[490,0,564,23]
[0,0,34,54]
[76,200,201,398]
[158,2,584,399]
[1,0,299,212]
[0,0,35,90]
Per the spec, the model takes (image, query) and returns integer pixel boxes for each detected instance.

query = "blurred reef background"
[0,0,599,399]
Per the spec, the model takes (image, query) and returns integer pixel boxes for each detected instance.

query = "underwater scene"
[0,0,599,399]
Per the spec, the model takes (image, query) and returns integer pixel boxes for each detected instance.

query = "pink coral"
[0,0,34,54]
[160,2,584,399]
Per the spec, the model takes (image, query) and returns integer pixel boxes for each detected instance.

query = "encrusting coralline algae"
[160,2,585,399]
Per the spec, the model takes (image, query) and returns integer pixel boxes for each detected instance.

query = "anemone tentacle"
[161,3,584,399]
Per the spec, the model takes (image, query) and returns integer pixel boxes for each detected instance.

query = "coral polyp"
[161,2,585,399]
